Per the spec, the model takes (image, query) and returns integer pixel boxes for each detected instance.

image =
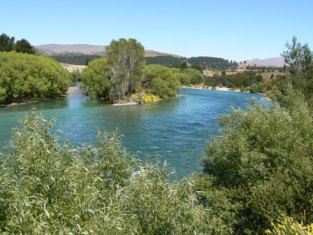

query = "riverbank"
[181,85,241,93]
[0,86,77,108]
[0,98,46,108]
[182,85,270,100]
[112,102,138,106]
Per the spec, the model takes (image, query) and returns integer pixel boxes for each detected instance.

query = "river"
[0,88,266,177]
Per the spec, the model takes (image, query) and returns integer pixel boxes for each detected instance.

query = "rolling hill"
[36,44,181,58]
[245,57,284,67]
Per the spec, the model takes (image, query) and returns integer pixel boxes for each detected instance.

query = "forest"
[1,35,313,233]
[50,53,102,65]
[49,51,239,71]
[146,55,238,70]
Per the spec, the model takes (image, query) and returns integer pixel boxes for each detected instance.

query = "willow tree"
[106,38,145,103]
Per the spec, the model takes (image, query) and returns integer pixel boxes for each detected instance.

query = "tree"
[281,37,313,104]
[15,39,35,54]
[180,60,188,69]
[0,33,15,51]
[106,38,145,102]
[184,68,204,84]
[143,65,181,98]
[282,36,313,80]
[81,58,111,98]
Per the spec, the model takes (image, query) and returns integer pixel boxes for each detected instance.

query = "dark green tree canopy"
[0,33,35,54]
[15,38,35,54]
[0,33,15,52]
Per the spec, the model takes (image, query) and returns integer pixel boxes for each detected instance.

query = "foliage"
[188,57,237,70]
[266,216,313,235]
[202,92,313,233]
[15,39,35,54]
[183,68,204,84]
[282,36,313,81]
[0,33,35,54]
[0,33,15,52]
[146,56,185,67]
[143,65,181,98]
[281,37,313,106]
[204,71,264,92]
[81,57,111,98]
[146,55,238,70]
[81,39,145,103]
[0,52,72,104]
[0,114,231,234]
[106,38,145,103]
[50,53,102,65]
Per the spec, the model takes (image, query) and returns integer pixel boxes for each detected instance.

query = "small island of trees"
[81,38,204,104]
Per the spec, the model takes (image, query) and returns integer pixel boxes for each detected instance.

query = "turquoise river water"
[0,88,266,177]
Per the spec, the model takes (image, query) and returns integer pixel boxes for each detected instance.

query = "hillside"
[36,44,180,58]
[36,44,284,68]
[36,44,105,56]
[245,57,284,67]
[145,50,182,58]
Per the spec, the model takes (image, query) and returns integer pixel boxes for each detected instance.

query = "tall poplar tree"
[106,38,145,102]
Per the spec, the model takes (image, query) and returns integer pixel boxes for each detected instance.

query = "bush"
[0,52,71,104]
[0,113,230,234]
[202,92,313,233]
[266,216,313,235]
[143,64,181,98]
[81,57,111,98]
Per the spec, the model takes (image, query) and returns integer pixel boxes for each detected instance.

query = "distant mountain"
[245,57,284,67]
[36,44,105,56]
[36,44,181,58]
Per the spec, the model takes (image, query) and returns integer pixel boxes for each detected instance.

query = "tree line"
[145,55,238,70]
[50,53,102,65]
[50,50,239,71]
[0,33,35,54]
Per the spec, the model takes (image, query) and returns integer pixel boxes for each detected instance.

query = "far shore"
[181,85,242,93]
[182,85,270,100]
[112,102,138,106]
[1,85,269,108]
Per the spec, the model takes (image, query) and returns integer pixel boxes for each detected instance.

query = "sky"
[1,0,312,61]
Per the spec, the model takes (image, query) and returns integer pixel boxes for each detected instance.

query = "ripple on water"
[0,88,266,178]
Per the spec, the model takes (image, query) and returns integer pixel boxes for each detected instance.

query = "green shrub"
[202,92,313,233]
[266,216,313,235]
[0,52,71,104]
[0,113,230,234]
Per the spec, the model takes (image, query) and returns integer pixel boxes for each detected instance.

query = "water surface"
[0,88,265,177]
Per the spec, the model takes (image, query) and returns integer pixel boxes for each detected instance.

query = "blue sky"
[1,0,312,61]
